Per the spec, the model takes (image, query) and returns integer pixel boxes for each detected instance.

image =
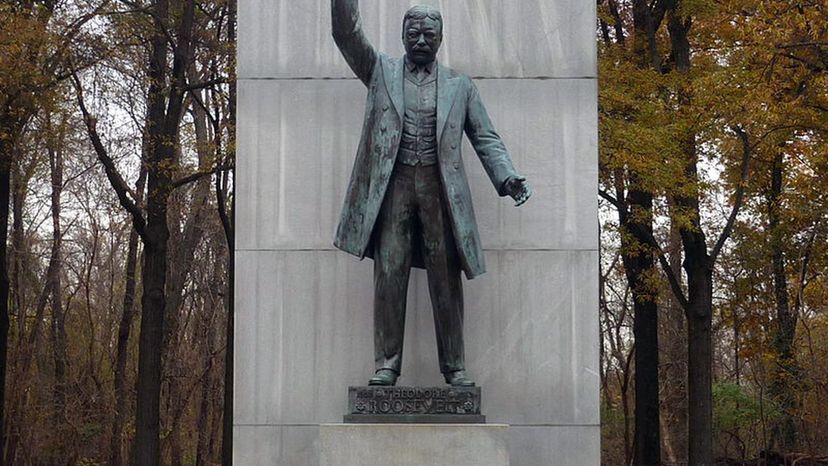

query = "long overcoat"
[332,8,518,279]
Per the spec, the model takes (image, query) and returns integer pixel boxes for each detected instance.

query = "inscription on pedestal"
[345,386,485,423]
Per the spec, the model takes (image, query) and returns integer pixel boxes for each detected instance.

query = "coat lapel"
[436,63,459,143]
[382,57,405,122]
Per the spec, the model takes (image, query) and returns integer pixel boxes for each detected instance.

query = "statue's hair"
[402,5,443,31]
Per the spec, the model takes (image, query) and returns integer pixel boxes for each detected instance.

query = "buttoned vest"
[397,67,438,166]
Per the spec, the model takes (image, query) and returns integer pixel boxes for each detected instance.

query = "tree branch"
[117,0,177,50]
[599,189,622,210]
[71,71,147,240]
[188,87,219,128]
[710,125,752,262]
[171,164,234,189]
[164,0,196,132]
[605,176,688,308]
[185,77,227,92]
[607,0,625,45]
[793,220,819,316]
[216,167,233,248]
[776,41,828,49]
[778,52,824,73]
[655,245,688,310]
[626,221,689,310]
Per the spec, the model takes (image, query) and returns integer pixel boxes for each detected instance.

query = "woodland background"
[0,0,825,465]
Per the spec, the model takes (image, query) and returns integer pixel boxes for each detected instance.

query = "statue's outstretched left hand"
[505,175,532,207]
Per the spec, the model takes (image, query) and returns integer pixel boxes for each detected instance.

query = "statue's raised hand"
[504,175,532,207]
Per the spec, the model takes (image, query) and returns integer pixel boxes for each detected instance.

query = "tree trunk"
[0,142,13,465]
[133,205,170,466]
[221,238,236,466]
[632,293,660,466]
[617,185,661,466]
[195,361,213,466]
[134,13,173,459]
[625,2,667,462]
[222,1,236,461]
[685,259,714,466]
[48,136,67,428]
[132,0,194,462]
[110,168,146,466]
[620,345,634,464]
[10,162,28,346]
[767,149,797,451]
[667,9,716,464]
[162,71,213,466]
[0,107,34,464]
[7,242,57,466]
[209,371,222,459]
[5,151,36,465]
[678,156,716,466]
[196,302,217,466]
[660,210,688,465]
[222,219,234,466]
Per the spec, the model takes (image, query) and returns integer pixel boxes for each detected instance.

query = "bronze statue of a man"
[331,0,531,387]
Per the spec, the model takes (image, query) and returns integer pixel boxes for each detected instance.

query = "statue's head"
[402,5,443,66]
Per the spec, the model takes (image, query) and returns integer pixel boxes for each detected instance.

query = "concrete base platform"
[319,424,510,466]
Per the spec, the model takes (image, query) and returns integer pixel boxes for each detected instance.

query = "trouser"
[373,163,465,375]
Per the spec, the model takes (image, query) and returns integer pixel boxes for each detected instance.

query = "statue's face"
[403,16,442,66]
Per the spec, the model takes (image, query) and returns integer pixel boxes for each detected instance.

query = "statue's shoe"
[444,370,476,387]
[368,369,399,386]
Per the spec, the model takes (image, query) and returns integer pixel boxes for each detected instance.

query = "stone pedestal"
[319,424,509,466]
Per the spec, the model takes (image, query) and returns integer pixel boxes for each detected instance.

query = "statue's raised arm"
[331,0,376,86]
